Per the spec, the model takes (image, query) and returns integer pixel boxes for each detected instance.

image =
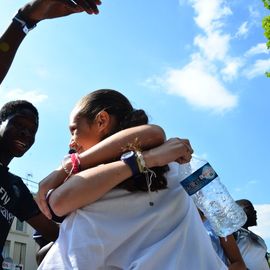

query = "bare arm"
[0,0,101,84]
[220,235,247,270]
[0,22,26,84]
[27,212,59,242]
[48,137,193,217]
[37,124,166,218]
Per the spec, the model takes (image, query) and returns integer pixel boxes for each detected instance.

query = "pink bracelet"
[70,153,81,174]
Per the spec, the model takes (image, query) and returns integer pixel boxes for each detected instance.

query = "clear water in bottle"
[179,156,247,237]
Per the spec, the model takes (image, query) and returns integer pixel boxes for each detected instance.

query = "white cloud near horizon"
[252,204,270,241]
[0,88,48,108]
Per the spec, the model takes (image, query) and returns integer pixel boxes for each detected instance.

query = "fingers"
[36,185,52,220]
[72,0,101,14]
[168,137,193,164]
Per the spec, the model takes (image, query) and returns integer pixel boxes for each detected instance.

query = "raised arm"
[0,0,101,84]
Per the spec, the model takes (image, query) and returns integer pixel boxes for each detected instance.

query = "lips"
[14,140,29,152]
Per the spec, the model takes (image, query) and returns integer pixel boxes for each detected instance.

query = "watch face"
[121,151,135,159]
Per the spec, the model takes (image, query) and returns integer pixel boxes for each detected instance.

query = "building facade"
[2,217,38,270]
[2,178,39,270]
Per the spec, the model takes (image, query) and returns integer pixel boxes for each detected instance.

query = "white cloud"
[245,43,269,57]
[252,204,270,241]
[194,31,230,61]
[235,21,249,38]
[152,0,263,113]
[221,58,244,81]
[243,59,270,79]
[157,56,238,113]
[189,0,232,32]
[0,88,48,108]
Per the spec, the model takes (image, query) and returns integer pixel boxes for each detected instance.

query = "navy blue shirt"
[0,164,40,269]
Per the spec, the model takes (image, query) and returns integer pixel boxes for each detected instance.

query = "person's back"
[235,199,269,270]
[38,162,227,270]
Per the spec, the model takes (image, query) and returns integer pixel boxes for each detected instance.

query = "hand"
[19,0,102,24]
[144,138,193,167]
[36,166,67,219]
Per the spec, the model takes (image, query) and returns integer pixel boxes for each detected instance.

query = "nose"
[21,127,31,138]
[69,138,76,149]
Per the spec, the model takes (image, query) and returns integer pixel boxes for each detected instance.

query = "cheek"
[73,130,95,150]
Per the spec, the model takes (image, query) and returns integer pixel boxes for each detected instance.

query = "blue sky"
[1,0,270,247]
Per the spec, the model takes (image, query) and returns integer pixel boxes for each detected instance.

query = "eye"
[69,125,76,135]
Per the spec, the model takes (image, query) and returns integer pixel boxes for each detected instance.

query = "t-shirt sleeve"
[13,177,40,222]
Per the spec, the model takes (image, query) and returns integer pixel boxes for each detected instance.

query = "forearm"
[49,160,133,216]
[27,213,59,242]
[221,235,247,270]
[228,262,247,270]
[78,124,165,170]
[0,21,26,84]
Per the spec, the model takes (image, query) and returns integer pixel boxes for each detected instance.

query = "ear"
[95,111,111,132]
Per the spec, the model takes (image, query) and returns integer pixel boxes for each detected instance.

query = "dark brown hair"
[76,89,168,192]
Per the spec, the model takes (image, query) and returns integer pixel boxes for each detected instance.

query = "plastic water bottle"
[179,156,247,237]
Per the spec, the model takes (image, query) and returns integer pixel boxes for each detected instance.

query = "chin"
[13,149,28,157]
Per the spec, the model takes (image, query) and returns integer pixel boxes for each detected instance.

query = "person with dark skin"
[235,199,269,270]
[0,100,59,269]
[0,0,101,85]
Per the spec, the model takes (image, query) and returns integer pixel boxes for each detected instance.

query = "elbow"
[149,124,166,145]
[47,190,68,218]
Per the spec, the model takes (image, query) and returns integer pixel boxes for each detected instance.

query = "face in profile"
[0,109,38,158]
[241,200,257,227]
[68,107,102,154]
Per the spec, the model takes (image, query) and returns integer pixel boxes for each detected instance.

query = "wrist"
[12,9,37,35]
[18,5,41,25]
[142,150,156,168]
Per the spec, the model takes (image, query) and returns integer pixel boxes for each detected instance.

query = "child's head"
[69,89,148,153]
[0,100,39,160]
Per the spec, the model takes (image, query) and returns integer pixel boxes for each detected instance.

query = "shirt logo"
[0,206,14,224]
[0,187,11,206]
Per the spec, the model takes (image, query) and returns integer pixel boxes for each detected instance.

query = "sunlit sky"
[1,0,270,248]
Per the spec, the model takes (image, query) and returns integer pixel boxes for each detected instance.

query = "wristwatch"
[120,151,140,176]
[12,11,37,35]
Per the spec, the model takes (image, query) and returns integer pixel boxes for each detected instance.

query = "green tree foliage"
[262,0,270,77]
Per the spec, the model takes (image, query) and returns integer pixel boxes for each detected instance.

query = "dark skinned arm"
[0,0,101,84]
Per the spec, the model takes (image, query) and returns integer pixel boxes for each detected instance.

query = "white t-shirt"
[38,163,227,270]
[236,228,269,270]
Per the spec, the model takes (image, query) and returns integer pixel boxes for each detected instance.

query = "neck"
[0,153,12,167]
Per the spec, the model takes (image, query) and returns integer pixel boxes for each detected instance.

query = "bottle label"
[181,163,218,195]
